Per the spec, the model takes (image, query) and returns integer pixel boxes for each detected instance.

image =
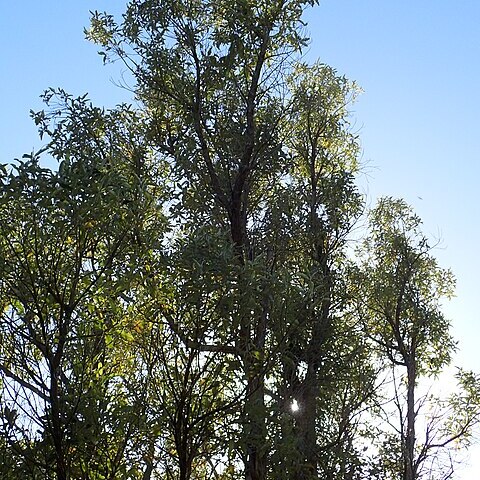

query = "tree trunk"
[404,359,416,480]
[229,181,268,480]
[242,295,267,480]
[245,374,266,480]
[50,368,67,480]
[296,364,319,480]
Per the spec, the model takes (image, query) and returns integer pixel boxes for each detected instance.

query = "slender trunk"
[290,162,332,480]
[296,239,331,480]
[242,279,267,480]
[176,422,193,480]
[245,371,266,480]
[229,179,267,480]
[296,364,319,480]
[175,383,194,480]
[142,440,155,480]
[404,359,416,480]
[50,368,67,480]
[178,453,192,480]
[142,463,154,480]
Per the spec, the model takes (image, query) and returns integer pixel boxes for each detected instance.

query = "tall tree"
[86,3,379,478]
[2,1,479,479]
[87,2,319,479]
[0,90,165,479]
[355,198,480,480]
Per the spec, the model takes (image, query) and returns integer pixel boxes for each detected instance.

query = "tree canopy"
[1,1,479,479]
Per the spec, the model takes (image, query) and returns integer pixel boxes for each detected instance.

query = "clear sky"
[1,1,479,477]
[305,1,480,368]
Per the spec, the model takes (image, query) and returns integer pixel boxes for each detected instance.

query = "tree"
[0,90,165,479]
[355,197,480,480]
[86,2,380,478]
[1,1,479,479]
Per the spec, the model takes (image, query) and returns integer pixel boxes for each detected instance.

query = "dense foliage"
[1,1,479,479]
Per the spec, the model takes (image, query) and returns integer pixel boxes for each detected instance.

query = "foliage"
[1,1,479,480]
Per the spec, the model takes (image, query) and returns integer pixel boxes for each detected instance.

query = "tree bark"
[296,364,319,480]
[50,367,67,480]
[404,359,416,480]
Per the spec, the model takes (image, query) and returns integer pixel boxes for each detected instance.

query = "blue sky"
[1,1,479,475]
[1,1,130,162]
[306,0,480,370]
